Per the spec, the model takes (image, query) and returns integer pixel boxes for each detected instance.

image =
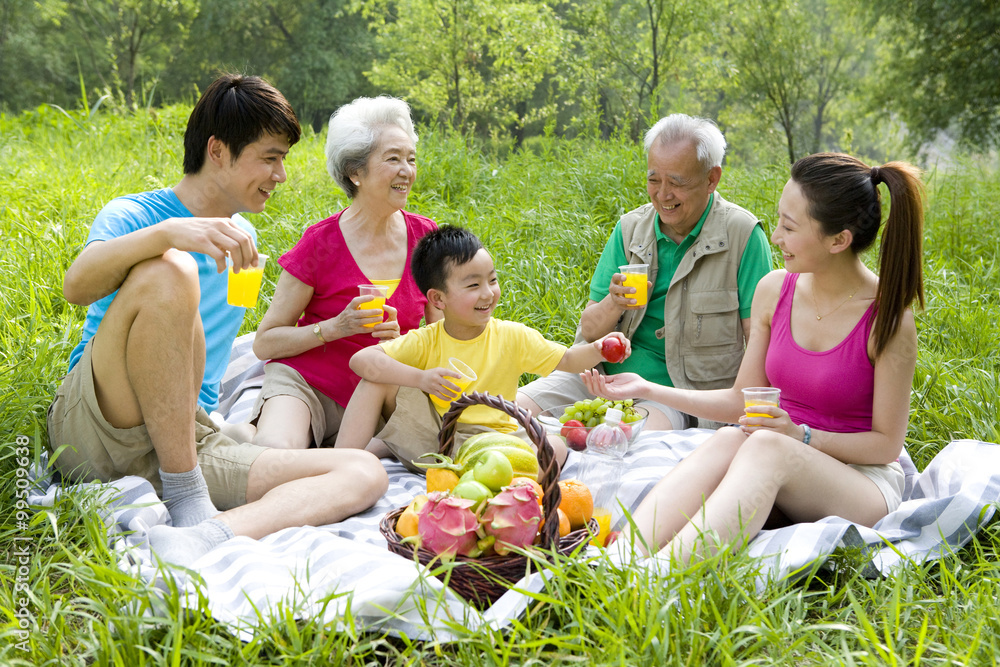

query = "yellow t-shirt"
[380,318,566,431]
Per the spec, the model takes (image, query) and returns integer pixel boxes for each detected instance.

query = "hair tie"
[870,165,882,185]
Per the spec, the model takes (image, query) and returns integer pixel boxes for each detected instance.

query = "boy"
[335,225,630,468]
[48,74,388,568]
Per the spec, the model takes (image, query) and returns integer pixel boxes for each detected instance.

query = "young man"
[48,74,388,567]
[335,225,630,468]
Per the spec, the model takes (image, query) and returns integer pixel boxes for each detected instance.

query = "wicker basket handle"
[438,391,562,549]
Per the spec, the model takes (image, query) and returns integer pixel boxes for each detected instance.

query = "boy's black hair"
[411,225,485,295]
[183,73,301,174]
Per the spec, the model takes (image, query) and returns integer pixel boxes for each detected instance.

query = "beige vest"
[599,193,759,403]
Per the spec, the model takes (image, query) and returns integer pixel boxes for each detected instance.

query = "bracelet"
[801,423,812,445]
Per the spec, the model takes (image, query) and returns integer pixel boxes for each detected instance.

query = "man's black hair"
[411,225,485,295]
[183,73,301,174]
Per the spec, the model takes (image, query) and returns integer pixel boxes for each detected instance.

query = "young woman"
[582,153,924,563]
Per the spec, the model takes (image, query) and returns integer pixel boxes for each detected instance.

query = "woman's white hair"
[325,96,418,198]
[643,113,726,171]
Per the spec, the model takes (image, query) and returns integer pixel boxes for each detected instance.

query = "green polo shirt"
[589,193,773,387]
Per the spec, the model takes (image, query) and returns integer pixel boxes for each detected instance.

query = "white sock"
[159,464,219,527]
[147,519,235,569]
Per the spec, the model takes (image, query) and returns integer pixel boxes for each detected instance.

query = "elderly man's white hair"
[644,114,727,171]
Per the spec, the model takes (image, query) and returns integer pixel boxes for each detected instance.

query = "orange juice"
[590,507,612,547]
[622,272,648,306]
[358,296,386,327]
[742,387,781,418]
[227,265,265,308]
[358,284,388,328]
[744,399,777,418]
[429,358,477,410]
[430,374,473,410]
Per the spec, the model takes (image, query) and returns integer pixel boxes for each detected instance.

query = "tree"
[159,0,374,129]
[561,0,707,139]
[70,0,200,107]
[364,0,565,141]
[723,0,870,163]
[0,0,77,110]
[872,0,1000,150]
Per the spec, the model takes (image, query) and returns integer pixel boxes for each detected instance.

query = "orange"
[557,479,593,530]
[395,495,428,538]
[426,468,460,494]
[556,508,571,537]
[537,507,572,539]
[509,476,543,505]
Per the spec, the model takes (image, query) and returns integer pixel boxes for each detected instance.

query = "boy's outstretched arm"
[553,332,631,374]
[349,346,466,404]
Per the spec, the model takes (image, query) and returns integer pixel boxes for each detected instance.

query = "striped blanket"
[28,334,1000,640]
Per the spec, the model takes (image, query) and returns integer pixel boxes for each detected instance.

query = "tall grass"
[2,105,999,664]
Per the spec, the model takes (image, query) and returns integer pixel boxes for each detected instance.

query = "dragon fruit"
[416,492,483,560]
[480,485,543,556]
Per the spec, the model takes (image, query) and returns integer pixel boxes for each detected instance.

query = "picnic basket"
[379,391,597,608]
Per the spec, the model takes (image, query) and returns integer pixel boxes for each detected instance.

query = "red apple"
[601,336,626,363]
[560,420,589,451]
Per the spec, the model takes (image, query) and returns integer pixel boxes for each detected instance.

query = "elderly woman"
[249,96,439,449]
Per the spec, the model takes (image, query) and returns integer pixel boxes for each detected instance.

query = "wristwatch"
[312,322,326,343]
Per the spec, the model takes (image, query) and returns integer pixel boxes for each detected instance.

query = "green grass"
[2,105,1000,665]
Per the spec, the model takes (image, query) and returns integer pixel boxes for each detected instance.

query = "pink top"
[765,272,876,433]
[272,209,437,406]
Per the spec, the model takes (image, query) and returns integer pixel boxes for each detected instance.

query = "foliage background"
[2,0,998,163]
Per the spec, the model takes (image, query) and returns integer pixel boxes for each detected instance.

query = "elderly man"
[518,113,772,430]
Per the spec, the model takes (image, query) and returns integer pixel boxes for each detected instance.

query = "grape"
[559,414,570,424]
[586,417,599,428]
[573,410,584,421]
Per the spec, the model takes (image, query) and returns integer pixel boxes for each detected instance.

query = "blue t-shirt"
[67,188,256,412]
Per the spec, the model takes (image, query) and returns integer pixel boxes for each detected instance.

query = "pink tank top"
[765,272,876,433]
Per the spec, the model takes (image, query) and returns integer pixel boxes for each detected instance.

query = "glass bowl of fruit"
[537,399,648,452]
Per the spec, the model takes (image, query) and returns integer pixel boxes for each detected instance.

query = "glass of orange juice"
[358,284,389,328]
[618,264,649,307]
[742,387,781,418]
[429,358,477,410]
[227,254,268,308]
[590,507,613,547]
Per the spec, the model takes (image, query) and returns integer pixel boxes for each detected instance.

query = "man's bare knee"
[127,249,201,307]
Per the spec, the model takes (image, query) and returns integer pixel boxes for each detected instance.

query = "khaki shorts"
[518,370,696,430]
[377,386,530,473]
[46,338,266,510]
[250,362,348,447]
[850,460,906,514]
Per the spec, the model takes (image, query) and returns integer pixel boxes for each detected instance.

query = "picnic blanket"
[28,333,1000,640]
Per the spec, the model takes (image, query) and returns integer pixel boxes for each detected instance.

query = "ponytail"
[790,153,925,357]
[870,162,924,357]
